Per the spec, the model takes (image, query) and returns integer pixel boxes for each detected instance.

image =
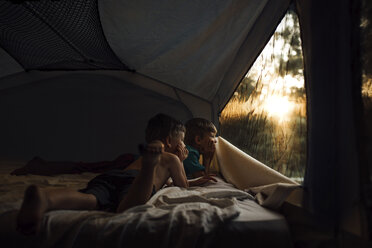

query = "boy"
[16,113,215,235]
[183,118,218,178]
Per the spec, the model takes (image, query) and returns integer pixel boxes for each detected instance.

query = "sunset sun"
[263,95,294,121]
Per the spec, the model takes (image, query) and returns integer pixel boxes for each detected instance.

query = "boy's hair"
[145,113,186,143]
[184,118,217,146]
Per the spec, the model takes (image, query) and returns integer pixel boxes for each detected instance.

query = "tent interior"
[0,0,371,247]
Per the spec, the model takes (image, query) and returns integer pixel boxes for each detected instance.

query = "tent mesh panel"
[0,0,129,70]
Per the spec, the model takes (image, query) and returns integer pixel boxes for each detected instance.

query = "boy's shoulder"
[161,151,180,164]
[185,145,201,163]
[186,145,199,155]
[184,145,204,176]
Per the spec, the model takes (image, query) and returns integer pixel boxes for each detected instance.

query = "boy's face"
[166,131,186,154]
[197,131,217,154]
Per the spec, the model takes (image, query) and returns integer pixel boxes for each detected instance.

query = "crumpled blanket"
[0,184,251,248]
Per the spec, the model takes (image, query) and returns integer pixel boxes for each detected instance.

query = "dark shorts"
[79,169,155,212]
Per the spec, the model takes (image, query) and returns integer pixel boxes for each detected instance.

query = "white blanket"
[0,178,252,248]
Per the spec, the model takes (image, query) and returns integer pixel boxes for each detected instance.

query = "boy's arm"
[167,154,189,188]
[168,152,216,187]
[188,174,217,186]
[201,138,216,175]
[191,170,205,178]
[202,154,212,175]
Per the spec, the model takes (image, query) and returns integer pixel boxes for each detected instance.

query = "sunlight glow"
[263,95,294,121]
[221,10,305,124]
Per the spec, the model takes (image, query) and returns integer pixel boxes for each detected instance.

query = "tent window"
[219,9,305,182]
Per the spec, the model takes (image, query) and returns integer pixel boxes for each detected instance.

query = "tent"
[0,0,370,246]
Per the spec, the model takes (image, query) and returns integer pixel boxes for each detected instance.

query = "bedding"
[0,159,294,248]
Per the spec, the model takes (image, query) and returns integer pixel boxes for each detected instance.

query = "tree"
[277,10,303,78]
[361,0,372,78]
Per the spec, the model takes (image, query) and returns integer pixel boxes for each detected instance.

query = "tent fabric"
[0,0,292,160]
[215,136,301,209]
[216,137,297,189]
[0,0,127,70]
[99,0,290,108]
[0,48,23,78]
[0,0,291,111]
[296,0,361,229]
[0,72,193,161]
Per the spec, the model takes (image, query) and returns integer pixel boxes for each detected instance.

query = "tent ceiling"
[0,0,128,71]
[0,0,290,108]
[99,0,272,101]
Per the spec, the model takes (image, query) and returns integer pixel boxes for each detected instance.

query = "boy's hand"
[176,144,189,162]
[189,174,217,186]
[203,139,216,162]
[206,139,216,153]
[202,139,216,175]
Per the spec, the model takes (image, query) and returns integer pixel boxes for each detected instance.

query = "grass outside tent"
[219,9,306,181]
[219,97,306,180]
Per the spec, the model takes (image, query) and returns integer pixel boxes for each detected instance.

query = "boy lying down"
[17,113,217,235]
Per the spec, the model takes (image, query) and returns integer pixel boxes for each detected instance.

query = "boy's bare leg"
[116,141,163,212]
[17,185,97,235]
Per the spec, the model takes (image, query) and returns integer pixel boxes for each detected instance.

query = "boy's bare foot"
[139,140,164,170]
[17,185,49,235]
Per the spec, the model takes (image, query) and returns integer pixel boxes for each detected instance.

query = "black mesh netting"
[0,0,129,70]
